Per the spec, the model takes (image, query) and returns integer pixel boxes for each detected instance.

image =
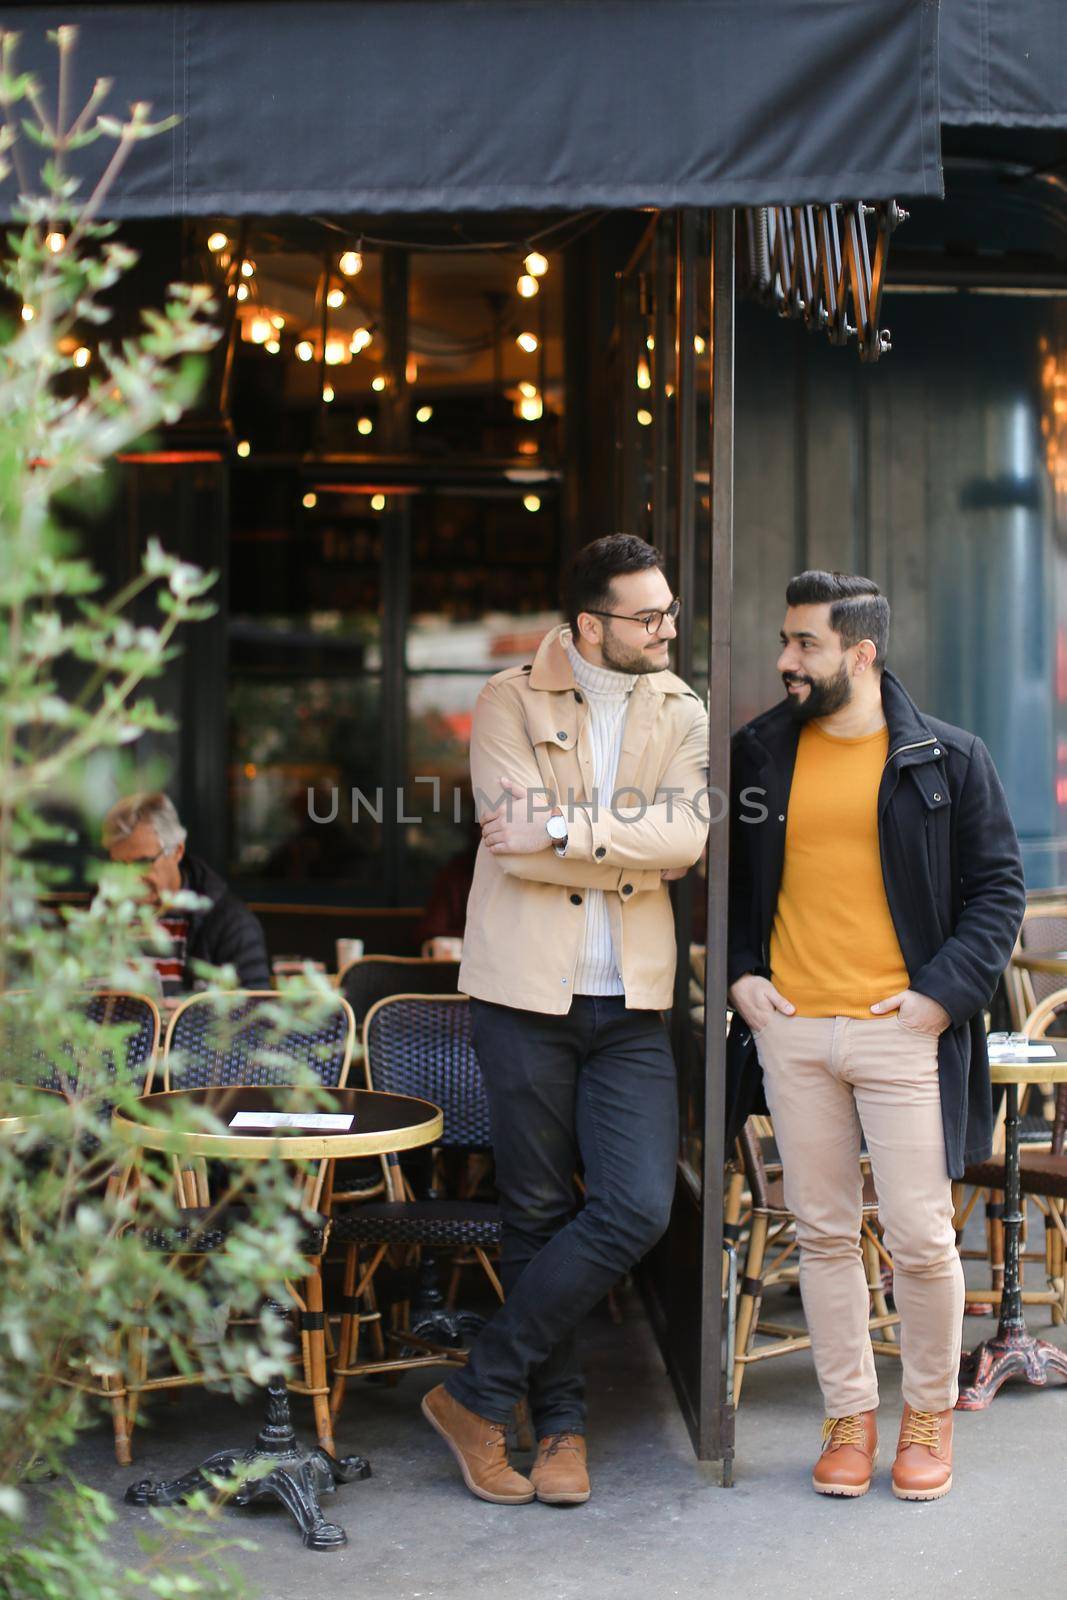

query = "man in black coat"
[727,571,1024,1504]
[104,792,270,998]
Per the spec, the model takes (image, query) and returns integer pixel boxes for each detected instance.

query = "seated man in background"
[103,792,270,1000]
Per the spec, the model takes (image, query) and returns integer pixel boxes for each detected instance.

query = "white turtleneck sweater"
[562,631,636,996]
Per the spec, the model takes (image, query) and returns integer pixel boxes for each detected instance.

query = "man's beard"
[601,624,669,675]
[783,659,852,722]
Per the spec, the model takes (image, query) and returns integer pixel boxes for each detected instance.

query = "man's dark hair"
[565,535,665,636]
[786,569,890,669]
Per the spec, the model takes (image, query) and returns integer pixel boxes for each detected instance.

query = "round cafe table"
[956,1044,1067,1407]
[114,1085,442,1551]
[0,1084,65,1132]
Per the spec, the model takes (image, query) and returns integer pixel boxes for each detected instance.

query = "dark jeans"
[445,994,678,1436]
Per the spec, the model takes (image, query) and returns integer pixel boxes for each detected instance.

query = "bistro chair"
[337,954,462,1031]
[959,987,1067,1326]
[329,993,503,1421]
[121,988,355,1461]
[730,1118,899,1404]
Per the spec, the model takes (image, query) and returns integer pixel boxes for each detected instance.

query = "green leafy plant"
[0,31,335,1599]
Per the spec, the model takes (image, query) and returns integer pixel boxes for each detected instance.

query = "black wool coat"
[182,855,271,991]
[726,671,1027,1179]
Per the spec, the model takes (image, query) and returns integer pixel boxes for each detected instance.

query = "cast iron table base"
[125,1379,370,1550]
[957,1079,1067,1409]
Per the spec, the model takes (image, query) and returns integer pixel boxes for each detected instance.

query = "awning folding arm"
[741,201,907,361]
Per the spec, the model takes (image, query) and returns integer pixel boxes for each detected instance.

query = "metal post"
[700,208,735,1475]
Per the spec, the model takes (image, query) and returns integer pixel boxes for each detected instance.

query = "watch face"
[546,813,568,840]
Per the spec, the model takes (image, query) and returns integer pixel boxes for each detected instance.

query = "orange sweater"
[770,721,909,1018]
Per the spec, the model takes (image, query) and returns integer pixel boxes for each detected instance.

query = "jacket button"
[594,846,606,859]
[933,792,943,802]
[778,814,785,823]
[574,691,583,704]
[557,730,568,741]
[933,747,941,756]
[622,883,633,895]
[570,893,582,906]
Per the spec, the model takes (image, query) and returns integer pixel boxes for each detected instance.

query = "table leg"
[125,1379,371,1550]
[957,1082,1067,1409]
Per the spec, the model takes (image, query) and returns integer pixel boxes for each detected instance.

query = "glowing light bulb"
[236,439,251,458]
[21,305,34,323]
[240,259,255,278]
[518,439,538,456]
[296,340,314,362]
[207,231,229,252]
[371,493,386,511]
[416,405,433,423]
[45,231,65,254]
[405,355,418,384]
[350,327,372,353]
[324,337,347,365]
[339,250,363,276]
[249,316,272,344]
[517,274,539,299]
[516,331,539,353]
[326,287,346,309]
[646,334,655,351]
[519,396,543,421]
[694,334,707,354]
[302,492,317,509]
[636,358,651,390]
[523,494,541,513]
[271,314,285,330]
[265,338,281,354]
[518,381,538,399]
[357,416,373,436]
[72,346,91,369]
[371,375,386,392]
[322,384,335,403]
[637,408,653,427]
[235,282,249,302]
[524,251,548,278]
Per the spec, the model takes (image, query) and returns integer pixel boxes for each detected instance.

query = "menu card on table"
[229,1111,355,1132]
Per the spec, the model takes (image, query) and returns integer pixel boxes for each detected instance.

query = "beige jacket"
[459,625,709,1014]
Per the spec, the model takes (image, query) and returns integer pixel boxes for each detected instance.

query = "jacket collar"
[527,623,692,696]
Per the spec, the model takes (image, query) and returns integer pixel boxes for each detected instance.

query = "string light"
[637,408,653,427]
[296,340,314,362]
[518,439,538,456]
[519,395,543,421]
[371,375,386,392]
[45,230,65,254]
[517,274,539,299]
[326,287,346,309]
[524,250,548,278]
[516,331,539,353]
[415,405,433,423]
[325,336,348,365]
[350,327,372,353]
[302,492,317,509]
[339,250,363,276]
[271,314,286,330]
[518,381,538,398]
[371,493,386,511]
[240,259,255,278]
[72,346,91,369]
[694,334,707,354]
[357,416,373,435]
[265,338,281,354]
[235,283,250,302]
[636,358,651,390]
[523,493,541,513]
[249,317,272,344]
[646,334,655,351]
[322,384,335,403]
[406,355,418,384]
[236,439,251,458]
[207,231,229,252]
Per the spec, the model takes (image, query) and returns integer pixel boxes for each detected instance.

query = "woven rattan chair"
[960,988,1067,1326]
[123,988,355,1460]
[730,1119,899,1404]
[329,993,503,1422]
[337,954,461,1031]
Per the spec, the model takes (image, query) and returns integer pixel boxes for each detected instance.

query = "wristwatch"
[545,808,569,856]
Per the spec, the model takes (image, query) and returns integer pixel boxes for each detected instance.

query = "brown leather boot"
[891,1404,953,1501]
[812,1411,879,1496]
[421,1385,535,1504]
[529,1433,590,1505]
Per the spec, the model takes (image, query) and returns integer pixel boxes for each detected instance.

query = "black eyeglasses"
[585,597,682,635]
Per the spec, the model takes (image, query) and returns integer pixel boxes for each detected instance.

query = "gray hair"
[102,792,187,853]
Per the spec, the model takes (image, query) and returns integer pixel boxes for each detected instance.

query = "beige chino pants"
[753,1013,964,1416]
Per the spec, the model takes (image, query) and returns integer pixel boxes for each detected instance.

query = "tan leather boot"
[421,1385,535,1504]
[812,1411,879,1496]
[529,1433,590,1505]
[891,1404,953,1501]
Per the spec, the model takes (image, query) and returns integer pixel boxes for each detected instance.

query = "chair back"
[2,990,160,1096]
[363,994,490,1149]
[1015,899,1067,1016]
[1022,983,1067,1157]
[339,956,461,1031]
[736,1119,770,1211]
[163,989,354,1091]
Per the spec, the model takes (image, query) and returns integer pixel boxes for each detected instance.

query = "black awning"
[0,2,943,217]
[941,0,1067,128]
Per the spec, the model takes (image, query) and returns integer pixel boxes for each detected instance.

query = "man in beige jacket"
[423,535,709,1507]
